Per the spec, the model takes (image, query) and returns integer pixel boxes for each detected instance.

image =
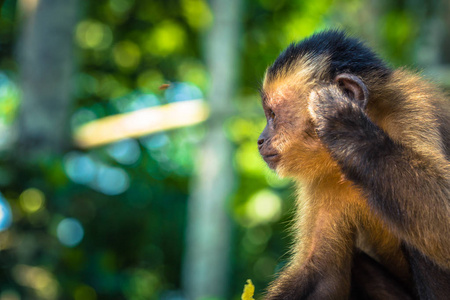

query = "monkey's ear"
[335,74,369,109]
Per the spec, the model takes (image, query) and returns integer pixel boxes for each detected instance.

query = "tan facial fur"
[260,54,340,181]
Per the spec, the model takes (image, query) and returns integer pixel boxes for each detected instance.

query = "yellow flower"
[241,279,255,300]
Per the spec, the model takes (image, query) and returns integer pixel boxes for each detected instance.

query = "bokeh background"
[0,0,450,299]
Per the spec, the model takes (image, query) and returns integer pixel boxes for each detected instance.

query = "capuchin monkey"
[258,30,450,299]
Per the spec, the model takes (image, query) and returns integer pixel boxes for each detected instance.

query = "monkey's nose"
[258,138,264,148]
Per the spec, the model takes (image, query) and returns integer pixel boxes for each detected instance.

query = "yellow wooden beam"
[73,99,208,148]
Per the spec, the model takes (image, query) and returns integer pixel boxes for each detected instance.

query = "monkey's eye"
[269,109,276,120]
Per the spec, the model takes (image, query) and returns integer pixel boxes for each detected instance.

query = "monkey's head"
[258,30,391,179]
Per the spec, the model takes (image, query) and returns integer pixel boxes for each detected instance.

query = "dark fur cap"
[267,30,392,81]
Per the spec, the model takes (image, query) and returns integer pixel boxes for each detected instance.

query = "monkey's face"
[258,80,330,179]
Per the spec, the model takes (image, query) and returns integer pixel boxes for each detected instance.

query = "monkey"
[257,30,450,299]
[349,250,415,300]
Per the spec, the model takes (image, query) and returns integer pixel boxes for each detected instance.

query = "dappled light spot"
[141,133,169,150]
[74,285,97,300]
[0,193,12,231]
[164,82,203,103]
[280,1,332,45]
[176,60,209,90]
[57,218,84,247]
[109,0,134,15]
[107,139,141,165]
[112,92,160,113]
[64,152,97,185]
[137,70,165,92]
[130,94,160,110]
[113,40,141,70]
[245,189,282,225]
[65,152,130,195]
[181,0,213,30]
[225,117,259,143]
[12,264,59,299]
[235,141,266,175]
[264,170,290,188]
[93,165,130,195]
[71,107,98,131]
[146,20,186,56]
[76,20,113,50]
[19,188,45,214]
[149,149,171,168]
[0,72,20,150]
[0,72,19,121]
[242,226,272,255]
[122,269,161,300]
[91,73,129,99]
[246,226,272,247]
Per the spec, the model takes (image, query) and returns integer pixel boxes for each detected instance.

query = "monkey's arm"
[266,204,355,300]
[309,86,450,268]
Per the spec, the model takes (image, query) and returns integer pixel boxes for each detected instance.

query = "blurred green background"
[0,0,450,299]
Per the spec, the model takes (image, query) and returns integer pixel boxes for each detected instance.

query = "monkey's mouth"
[262,153,280,167]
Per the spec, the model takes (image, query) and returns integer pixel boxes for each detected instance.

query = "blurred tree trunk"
[183,0,242,298]
[409,0,444,67]
[399,0,450,85]
[16,0,78,160]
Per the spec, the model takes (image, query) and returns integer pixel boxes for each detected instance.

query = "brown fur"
[259,52,450,299]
